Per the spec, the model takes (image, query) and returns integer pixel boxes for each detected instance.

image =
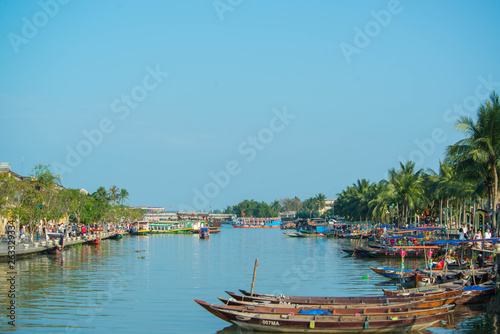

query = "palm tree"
[118,189,129,205]
[314,193,326,215]
[93,186,109,201]
[386,161,426,226]
[335,179,378,222]
[446,91,500,229]
[108,185,119,205]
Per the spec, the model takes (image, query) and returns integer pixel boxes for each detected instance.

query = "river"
[0,226,489,333]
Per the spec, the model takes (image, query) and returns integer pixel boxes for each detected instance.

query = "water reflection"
[0,228,492,333]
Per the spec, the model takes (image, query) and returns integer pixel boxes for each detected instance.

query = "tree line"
[334,92,500,231]
[0,164,144,241]
[224,193,329,219]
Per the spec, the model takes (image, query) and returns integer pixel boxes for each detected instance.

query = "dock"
[0,232,123,261]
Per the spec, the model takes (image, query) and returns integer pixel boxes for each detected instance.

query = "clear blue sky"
[2,0,500,211]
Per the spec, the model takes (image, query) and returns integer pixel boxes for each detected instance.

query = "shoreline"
[0,231,128,261]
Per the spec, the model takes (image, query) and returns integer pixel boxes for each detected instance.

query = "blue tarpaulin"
[457,238,500,244]
[425,240,461,246]
[463,286,491,291]
[299,310,333,315]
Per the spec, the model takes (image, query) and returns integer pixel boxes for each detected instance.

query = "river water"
[0,226,488,333]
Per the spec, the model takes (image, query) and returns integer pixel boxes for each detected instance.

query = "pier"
[0,231,120,261]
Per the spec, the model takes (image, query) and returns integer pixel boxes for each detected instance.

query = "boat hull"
[195,300,452,333]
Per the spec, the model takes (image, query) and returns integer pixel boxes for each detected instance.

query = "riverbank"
[0,231,126,261]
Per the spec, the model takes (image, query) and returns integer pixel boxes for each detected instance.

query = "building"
[320,199,336,215]
[134,207,178,222]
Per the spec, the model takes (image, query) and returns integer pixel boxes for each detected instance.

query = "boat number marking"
[262,320,280,326]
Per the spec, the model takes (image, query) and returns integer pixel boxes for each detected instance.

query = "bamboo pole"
[250,259,258,297]
[471,258,476,286]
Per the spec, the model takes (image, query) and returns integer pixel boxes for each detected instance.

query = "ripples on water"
[0,227,488,333]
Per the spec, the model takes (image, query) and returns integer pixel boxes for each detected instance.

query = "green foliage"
[229,199,280,217]
[0,163,141,240]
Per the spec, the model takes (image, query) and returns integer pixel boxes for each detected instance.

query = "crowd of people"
[16,221,131,243]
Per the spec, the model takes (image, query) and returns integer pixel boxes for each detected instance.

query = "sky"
[1,0,500,211]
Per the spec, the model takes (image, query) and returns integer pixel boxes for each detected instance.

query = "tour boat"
[131,221,150,235]
[231,217,281,228]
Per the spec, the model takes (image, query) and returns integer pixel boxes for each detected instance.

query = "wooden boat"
[196,299,454,317]
[217,296,452,311]
[397,272,437,289]
[238,288,461,300]
[199,227,210,239]
[195,300,453,333]
[341,248,356,255]
[88,236,101,245]
[352,247,428,259]
[284,232,325,238]
[228,290,460,306]
[284,232,307,238]
[370,267,418,280]
[383,281,497,305]
[110,232,123,240]
[46,245,62,254]
[459,282,498,304]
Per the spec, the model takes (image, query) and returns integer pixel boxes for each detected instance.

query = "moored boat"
[231,217,281,228]
[383,281,498,305]
[110,232,124,239]
[88,236,101,245]
[131,221,150,235]
[199,227,210,239]
[370,267,417,280]
[195,300,453,333]
[217,296,451,311]
[196,299,454,317]
[228,289,461,306]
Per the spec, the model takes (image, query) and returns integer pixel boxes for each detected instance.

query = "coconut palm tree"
[108,185,120,205]
[118,188,129,205]
[386,161,426,226]
[314,193,326,215]
[93,186,109,201]
[446,91,500,228]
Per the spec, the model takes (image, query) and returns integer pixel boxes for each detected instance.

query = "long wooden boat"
[353,247,427,259]
[284,232,325,238]
[370,267,417,280]
[196,299,454,318]
[228,290,461,306]
[212,298,455,315]
[238,288,462,301]
[341,248,356,255]
[218,296,458,310]
[383,281,497,305]
[195,300,453,333]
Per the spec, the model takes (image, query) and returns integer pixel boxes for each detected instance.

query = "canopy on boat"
[391,245,441,249]
[377,224,396,228]
[457,238,500,244]
[387,235,426,239]
[425,239,462,246]
[395,228,443,233]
